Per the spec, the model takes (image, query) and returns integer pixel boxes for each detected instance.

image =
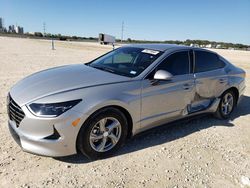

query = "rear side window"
[195,51,225,73]
[157,51,190,76]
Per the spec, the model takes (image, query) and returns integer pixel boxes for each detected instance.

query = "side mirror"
[153,70,173,81]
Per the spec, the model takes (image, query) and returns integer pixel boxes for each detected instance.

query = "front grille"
[7,95,25,127]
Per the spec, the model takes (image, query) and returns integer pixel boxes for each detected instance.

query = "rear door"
[194,50,227,100]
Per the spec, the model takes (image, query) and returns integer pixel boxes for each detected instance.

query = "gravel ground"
[0,37,250,188]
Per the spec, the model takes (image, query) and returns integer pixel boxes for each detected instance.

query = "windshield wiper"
[89,64,131,77]
[90,65,115,73]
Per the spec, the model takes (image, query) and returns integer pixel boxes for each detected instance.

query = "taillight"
[243,71,246,78]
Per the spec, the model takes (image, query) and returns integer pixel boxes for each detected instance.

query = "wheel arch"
[108,105,133,138]
[221,87,239,103]
[79,105,134,139]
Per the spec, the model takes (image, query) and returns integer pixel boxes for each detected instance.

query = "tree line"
[126,38,250,50]
[1,31,249,50]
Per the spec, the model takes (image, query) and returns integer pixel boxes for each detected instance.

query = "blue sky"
[1,0,250,44]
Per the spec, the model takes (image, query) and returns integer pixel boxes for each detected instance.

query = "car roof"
[124,43,193,52]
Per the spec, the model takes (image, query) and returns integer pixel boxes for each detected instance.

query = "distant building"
[205,44,212,48]
[9,25,15,33]
[190,43,199,47]
[0,17,4,32]
[19,27,24,34]
[27,32,35,35]
[15,25,18,33]
[1,17,24,33]
[15,25,24,34]
[8,24,24,34]
[216,44,222,49]
[0,17,3,29]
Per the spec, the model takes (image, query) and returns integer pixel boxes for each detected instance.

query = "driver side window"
[157,51,190,76]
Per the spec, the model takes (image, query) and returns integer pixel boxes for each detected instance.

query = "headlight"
[28,99,82,117]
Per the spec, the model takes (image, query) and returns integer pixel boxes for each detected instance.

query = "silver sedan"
[7,44,246,159]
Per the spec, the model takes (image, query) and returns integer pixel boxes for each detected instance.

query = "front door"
[140,50,195,131]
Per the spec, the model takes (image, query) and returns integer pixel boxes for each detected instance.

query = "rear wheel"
[77,108,128,160]
[215,90,236,119]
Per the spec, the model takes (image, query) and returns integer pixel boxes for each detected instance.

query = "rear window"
[195,51,225,73]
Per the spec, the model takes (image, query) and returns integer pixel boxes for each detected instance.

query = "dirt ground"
[0,37,250,188]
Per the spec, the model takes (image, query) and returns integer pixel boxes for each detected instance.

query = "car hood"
[10,64,130,106]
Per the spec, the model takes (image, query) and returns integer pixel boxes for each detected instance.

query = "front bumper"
[8,106,87,157]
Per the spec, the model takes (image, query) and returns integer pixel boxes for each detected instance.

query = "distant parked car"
[7,44,245,159]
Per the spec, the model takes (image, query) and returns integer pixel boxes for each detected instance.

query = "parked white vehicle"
[99,33,115,45]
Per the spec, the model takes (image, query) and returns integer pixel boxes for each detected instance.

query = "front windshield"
[88,47,163,77]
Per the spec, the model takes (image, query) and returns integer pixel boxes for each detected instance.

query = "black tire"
[214,90,236,119]
[77,107,128,160]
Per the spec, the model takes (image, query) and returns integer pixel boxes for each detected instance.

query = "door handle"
[219,78,227,83]
[183,83,192,90]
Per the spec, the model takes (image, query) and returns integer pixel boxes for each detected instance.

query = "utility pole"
[43,22,46,36]
[52,38,55,50]
[43,22,54,50]
[121,21,124,43]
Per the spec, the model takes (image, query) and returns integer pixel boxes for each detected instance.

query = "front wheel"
[77,108,128,160]
[215,90,236,119]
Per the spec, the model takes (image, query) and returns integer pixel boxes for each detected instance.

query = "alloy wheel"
[89,117,122,152]
[221,93,234,115]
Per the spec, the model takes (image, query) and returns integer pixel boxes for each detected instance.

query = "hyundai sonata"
[7,44,245,159]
